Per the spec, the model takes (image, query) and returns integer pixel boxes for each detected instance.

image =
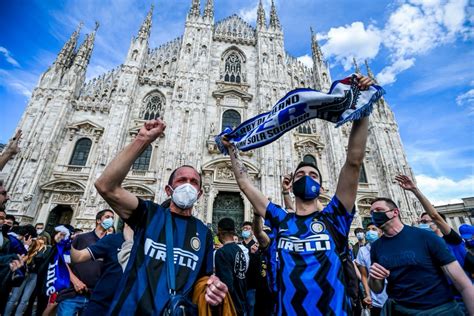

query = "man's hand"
[395,174,417,191]
[205,275,228,306]
[355,74,374,91]
[72,278,87,293]
[137,119,166,144]
[220,135,233,149]
[369,263,390,280]
[363,295,372,308]
[250,243,259,254]
[281,173,292,192]
[4,130,22,156]
[9,255,24,272]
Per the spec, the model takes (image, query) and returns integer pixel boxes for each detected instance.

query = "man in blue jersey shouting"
[222,74,374,315]
[95,119,228,315]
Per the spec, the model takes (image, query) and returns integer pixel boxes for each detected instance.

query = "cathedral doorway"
[211,192,244,234]
[45,205,74,235]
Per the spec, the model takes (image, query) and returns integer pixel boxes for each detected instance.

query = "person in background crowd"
[215,218,247,315]
[352,227,366,259]
[4,214,15,229]
[94,119,227,315]
[71,224,131,315]
[241,221,259,316]
[35,223,51,245]
[355,222,387,316]
[368,197,474,315]
[56,209,114,315]
[0,130,21,171]
[4,233,48,316]
[459,224,474,278]
[0,209,6,226]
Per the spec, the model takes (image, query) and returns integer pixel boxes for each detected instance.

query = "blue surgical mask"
[365,230,379,243]
[418,223,431,231]
[292,176,320,200]
[101,218,114,230]
[242,231,251,239]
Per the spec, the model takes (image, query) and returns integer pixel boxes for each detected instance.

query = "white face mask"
[36,229,44,235]
[356,232,365,241]
[170,183,199,209]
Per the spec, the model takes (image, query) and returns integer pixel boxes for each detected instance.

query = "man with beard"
[222,75,374,315]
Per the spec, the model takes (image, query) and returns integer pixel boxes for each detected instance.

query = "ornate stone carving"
[51,193,81,204]
[213,15,256,45]
[216,165,235,181]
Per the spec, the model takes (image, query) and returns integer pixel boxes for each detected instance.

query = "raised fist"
[137,119,166,144]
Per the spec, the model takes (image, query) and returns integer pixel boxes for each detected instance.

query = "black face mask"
[292,176,321,201]
[371,211,393,227]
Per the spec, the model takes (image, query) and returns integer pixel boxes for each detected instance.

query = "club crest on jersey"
[190,237,201,251]
[310,221,325,234]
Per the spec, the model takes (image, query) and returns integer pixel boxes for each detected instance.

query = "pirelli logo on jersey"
[144,238,199,271]
[277,234,331,253]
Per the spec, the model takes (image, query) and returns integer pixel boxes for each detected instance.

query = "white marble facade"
[3,1,421,232]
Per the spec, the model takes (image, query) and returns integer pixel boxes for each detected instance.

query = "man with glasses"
[368,197,474,315]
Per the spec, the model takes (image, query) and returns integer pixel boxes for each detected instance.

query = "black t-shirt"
[58,230,104,301]
[83,233,125,315]
[443,229,463,245]
[243,239,260,290]
[370,225,456,309]
[214,243,247,315]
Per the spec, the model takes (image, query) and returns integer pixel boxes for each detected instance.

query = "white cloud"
[320,22,382,71]
[319,0,471,84]
[239,0,272,24]
[0,69,36,98]
[297,54,313,68]
[456,88,474,115]
[0,46,20,67]
[415,174,474,205]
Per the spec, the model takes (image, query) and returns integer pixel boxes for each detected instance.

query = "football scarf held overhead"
[215,75,385,154]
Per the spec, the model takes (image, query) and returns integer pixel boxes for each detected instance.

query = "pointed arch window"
[142,92,164,120]
[359,163,368,183]
[132,145,152,170]
[224,52,242,83]
[222,110,241,131]
[303,154,317,166]
[69,138,92,166]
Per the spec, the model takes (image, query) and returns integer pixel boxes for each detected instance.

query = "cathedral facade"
[3,1,420,234]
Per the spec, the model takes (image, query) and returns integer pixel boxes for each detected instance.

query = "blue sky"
[0,0,473,205]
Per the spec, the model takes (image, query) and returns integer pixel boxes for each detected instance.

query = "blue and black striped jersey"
[108,199,213,316]
[265,196,354,316]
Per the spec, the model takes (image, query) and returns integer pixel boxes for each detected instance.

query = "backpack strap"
[165,210,176,295]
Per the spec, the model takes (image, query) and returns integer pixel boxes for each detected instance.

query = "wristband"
[282,191,290,195]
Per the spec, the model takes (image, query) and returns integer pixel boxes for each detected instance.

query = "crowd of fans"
[1,75,473,315]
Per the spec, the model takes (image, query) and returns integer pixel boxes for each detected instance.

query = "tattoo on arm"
[231,146,248,175]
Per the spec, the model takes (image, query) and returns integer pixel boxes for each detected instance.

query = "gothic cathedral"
[3,1,420,234]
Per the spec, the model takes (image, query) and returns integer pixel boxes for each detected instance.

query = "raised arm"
[252,214,270,249]
[442,261,474,314]
[95,120,166,220]
[222,140,269,217]
[395,174,451,235]
[0,130,21,171]
[281,174,294,212]
[335,75,373,211]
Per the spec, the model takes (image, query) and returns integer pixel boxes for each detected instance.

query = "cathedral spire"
[353,57,360,74]
[269,0,281,29]
[188,0,201,18]
[204,0,214,19]
[55,22,83,68]
[257,0,266,29]
[74,22,98,70]
[364,59,377,83]
[138,4,153,40]
[310,27,323,63]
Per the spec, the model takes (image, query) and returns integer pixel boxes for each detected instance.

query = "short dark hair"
[168,165,202,188]
[420,212,430,219]
[218,218,235,233]
[371,197,398,210]
[354,227,365,234]
[420,212,446,221]
[293,161,323,185]
[35,223,44,227]
[17,224,37,238]
[5,214,16,222]
[96,209,114,221]
[241,221,252,228]
[74,228,84,233]
[365,222,376,228]
[0,209,6,215]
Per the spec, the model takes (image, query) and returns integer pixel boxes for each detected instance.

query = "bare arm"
[442,261,474,314]
[253,214,270,249]
[395,175,451,235]
[70,246,92,264]
[95,120,166,220]
[223,141,269,217]
[335,75,372,211]
[0,130,21,171]
[358,264,372,305]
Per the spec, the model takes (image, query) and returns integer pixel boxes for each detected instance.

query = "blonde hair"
[26,238,47,264]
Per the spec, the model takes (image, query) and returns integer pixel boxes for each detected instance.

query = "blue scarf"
[45,238,71,296]
[215,75,385,154]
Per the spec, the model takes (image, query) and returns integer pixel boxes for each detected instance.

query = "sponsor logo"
[144,238,199,271]
[277,234,331,253]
